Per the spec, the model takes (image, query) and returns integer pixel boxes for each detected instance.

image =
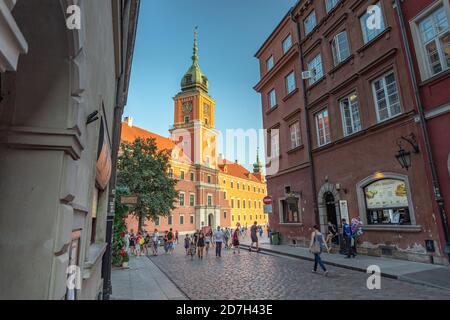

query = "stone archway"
[317,182,341,234]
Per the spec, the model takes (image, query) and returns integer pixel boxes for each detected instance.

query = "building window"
[248,185,250,191]
[207,175,212,184]
[224,211,227,219]
[207,194,213,207]
[248,200,251,208]
[417,4,450,77]
[307,53,323,85]
[325,0,340,13]
[180,170,185,180]
[250,215,253,221]
[169,169,173,178]
[237,199,240,209]
[231,181,234,188]
[244,215,247,221]
[340,93,361,136]
[254,200,257,208]
[179,192,185,206]
[285,71,296,94]
[180,215,184,225]
[168,215,173,225]
[360,1,385,44]
[266,55,274,71]
[184,116,190,124]
[315,109,331,147]
[238,215,241,222]
[224,191,227,200]
[190,193,195,207]
[363,179,412,225]
[231,199,234,208]
[190,215,194,224]
[304,10,317,35]
[154,216,160,226]
[254,186,256,192]
[237,182,240,190]
[289,121,301,149]
[280,197,301,223]
[282,34,293,54]
[331,31,350,66]
[270,129,280,158]
[268,89,277,109]
[243,200,246,209]
[190,172,195,181]
[232,215,235,222]
[372,71,401,122]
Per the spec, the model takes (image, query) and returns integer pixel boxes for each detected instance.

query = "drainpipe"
[394,0,450,263]
[290,10,320,226]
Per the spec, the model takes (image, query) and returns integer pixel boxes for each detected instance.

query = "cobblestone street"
[148,241,450,300]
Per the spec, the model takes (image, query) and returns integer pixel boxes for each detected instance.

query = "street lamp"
[395,144,412,170]
[395,133,420,171]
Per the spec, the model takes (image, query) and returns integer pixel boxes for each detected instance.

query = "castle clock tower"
[170,30,221,230]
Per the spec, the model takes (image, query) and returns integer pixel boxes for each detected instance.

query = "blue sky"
[125,0,296,169]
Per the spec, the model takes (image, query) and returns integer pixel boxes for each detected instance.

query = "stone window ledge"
[362,225,422,233]
[83,242,107,279]
[278,223,303,226]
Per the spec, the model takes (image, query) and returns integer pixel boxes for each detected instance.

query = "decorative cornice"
[0,125,84,160]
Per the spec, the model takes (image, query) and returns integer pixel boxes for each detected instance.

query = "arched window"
[357,173,416,226]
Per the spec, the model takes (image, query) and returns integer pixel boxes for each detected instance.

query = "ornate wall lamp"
[395,133,420,171]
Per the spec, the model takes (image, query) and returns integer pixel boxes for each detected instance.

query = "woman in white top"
[151,229,159,256]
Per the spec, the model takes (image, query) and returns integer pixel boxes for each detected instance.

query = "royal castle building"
[123,33,268,234]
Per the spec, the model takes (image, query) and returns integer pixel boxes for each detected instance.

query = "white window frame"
[184,116,190,124]
[270,129,280,158]
[304,10,317,35]
[371,71,402,123]
[190,215,194,224]
[282,34,292,54]
[179,192,185,207]
[410,1,450,80]
[285,71,296,94]
[332,31,350,66]
[340,92,362,136]
[266,55,274,71]
[326,0,340,13]
[268,89,277,109]
[179,214,184,225]
[315,108,331,147]
[289,121,301,149]
[180,170,185,180]
[360,1,385,44]
[168,215,173,225]
[207,193,213,207]
[189,193,195,207]
[307,53,324,85]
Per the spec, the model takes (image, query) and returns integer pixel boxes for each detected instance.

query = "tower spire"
[192,26,199,65]
[253,147,263,173]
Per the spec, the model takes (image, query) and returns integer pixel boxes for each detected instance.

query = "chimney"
[235,159,239,165]
[124,116,133,127]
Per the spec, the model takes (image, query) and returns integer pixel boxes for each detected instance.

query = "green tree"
[112,186,130,266]
[117,137,178,232]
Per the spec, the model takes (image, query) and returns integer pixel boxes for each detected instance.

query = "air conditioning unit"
[301,70,314,79]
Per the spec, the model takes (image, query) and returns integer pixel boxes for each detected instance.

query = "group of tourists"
[308,217,363,276]
[124,228,180,257]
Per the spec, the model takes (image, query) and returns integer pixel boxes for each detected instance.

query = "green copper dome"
[253,148,263,173]
[181,30,209,93]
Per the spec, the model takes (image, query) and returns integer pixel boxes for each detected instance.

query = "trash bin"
[271,232,281,245]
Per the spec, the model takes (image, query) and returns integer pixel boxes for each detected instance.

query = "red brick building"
[396,0,450,261]
[255,0,448,264]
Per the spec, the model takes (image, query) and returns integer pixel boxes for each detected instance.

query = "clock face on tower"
[182,102,193,113]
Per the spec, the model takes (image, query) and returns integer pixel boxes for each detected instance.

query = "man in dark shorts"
[249,221,260,252]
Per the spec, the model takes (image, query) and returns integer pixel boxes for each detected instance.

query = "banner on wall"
[96,119,112,190]
[364,179,408,209]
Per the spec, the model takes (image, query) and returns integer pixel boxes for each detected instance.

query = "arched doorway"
[208,213,214,229]
[325,192,337,227]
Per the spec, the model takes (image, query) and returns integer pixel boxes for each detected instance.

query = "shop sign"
[339,200,349,222]
[264,204,273,214]
[364,179,408,209]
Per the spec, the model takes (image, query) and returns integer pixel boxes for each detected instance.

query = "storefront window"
[364,179,411,225]
[281,198,301,223]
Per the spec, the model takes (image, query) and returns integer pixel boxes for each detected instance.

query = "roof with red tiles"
[121,122,175,152]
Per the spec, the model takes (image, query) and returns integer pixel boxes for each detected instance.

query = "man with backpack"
[167,228,175,254]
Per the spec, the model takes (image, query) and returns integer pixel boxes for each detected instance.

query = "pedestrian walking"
[124,231,130,255]
[249,221,260,252]
[167,228,175,254]
[259,225,263,238]
[197,231,205,259]
[163,230,169,254]
[129,230,135,256]
[309,225,330,276]
[175,230,179,244]
[151,229,159,256]
[342,219,355,258]
[351,217,363,255]
[224,228,230,249]
[214,226,224,257]
[205,231,212,255]
[232,226,240,254]
[184,235,191,255]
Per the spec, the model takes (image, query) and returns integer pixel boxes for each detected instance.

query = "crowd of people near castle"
[123,222,270,259]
